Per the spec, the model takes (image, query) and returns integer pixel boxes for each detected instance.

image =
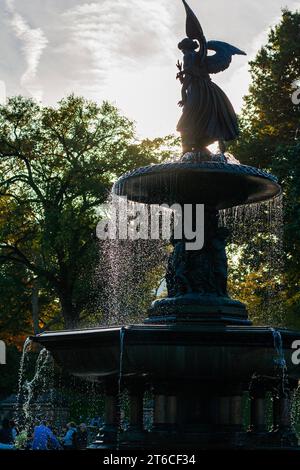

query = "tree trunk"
[32,278,40,334]
[59,290,80,329]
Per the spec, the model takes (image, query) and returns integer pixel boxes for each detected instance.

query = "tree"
[0,95,178,329]
[231,9,300,168]
[229,10,300,327]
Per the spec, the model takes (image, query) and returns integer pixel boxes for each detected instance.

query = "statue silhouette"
[177,0,246,153]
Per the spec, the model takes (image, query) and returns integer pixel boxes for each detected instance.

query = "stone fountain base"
[31,152,296,450]
[147,293,250,325]
[112,153,281,330]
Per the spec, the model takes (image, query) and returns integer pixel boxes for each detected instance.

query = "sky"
[0,0,300,139]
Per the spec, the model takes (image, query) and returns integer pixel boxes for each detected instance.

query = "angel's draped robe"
[177,50,239,149]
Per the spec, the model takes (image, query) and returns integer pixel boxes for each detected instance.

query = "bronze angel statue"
[177,0,246,153]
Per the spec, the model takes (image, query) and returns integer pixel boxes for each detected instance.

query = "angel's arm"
[178,52,193,107]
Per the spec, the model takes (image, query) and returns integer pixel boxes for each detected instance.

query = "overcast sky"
[0,0,300,138]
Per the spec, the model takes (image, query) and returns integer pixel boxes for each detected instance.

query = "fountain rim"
[113,161,279,187]
[112,161,282,207]
[31,325,300,349]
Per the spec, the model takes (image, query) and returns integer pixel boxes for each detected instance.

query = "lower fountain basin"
[112,162,281,209]
[32,325,300,384]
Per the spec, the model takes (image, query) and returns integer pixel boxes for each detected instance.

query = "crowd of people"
[0,418,92,450]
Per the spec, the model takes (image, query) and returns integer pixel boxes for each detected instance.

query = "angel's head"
[178,38,198,53]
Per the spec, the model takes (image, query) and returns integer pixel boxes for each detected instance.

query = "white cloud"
[55,0,176,97]
[5,0,48,101]
[220,0,300,114]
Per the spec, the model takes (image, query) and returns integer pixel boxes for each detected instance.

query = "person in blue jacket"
[32,420,61,450]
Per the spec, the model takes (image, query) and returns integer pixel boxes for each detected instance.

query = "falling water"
[95,182,285,328]
[291,385,300,431]
[143,390,154,432]
[16,345,54,431]
[95,193,168,326]
[270,328,287,396]
[267,196,285,326]
[117,327,126,449]
[15,338,32,426]
[84,380,104,429]
[118,327,126,395]
[271,329,286,368]
[220,195,284,326]
[23,349,54,428]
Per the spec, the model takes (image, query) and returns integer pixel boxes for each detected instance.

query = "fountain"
[31,0,300,450]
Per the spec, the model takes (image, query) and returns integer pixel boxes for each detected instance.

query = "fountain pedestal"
[114,153,280,327]
[147,205,249,325]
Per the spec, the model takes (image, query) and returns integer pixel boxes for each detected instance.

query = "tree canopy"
[232,9,300,167]
[230,9,300,327]
[0,95,177,332]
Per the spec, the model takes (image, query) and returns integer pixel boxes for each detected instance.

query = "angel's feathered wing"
[182,0,207,62]
[206,41,246,74]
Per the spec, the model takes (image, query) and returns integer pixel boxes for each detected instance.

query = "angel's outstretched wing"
[182,0,207,62]
[206,40,246,74]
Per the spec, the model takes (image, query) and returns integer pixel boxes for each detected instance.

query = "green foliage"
[0,95,177,330]
[0,262,32,339]
[231,9,300,167]
[0,345,21,399]
[230,10,300,327]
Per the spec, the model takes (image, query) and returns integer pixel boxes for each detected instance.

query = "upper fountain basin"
[113,162,281,210]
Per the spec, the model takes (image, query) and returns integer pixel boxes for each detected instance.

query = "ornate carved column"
[249,380,267,434]
[272,380,298,447]
[218,396,231,427]
[166,395,177,429]
[100,380,120,444]
[230,395,243,429]
[152,384,177,433]
[124,379,146,443]
[216,386,243,431]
